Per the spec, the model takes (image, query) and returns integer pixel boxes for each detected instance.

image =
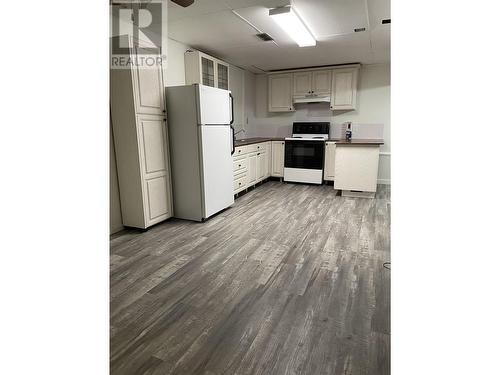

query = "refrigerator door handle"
[229,93,234,125]
[230,125,235,155]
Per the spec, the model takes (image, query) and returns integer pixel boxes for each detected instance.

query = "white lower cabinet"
[334,145,380,197]
[323,141,336,181]
[271,141,285,177]
[233,141,272,194]
[247,153,257,185]
[257,150,268,181]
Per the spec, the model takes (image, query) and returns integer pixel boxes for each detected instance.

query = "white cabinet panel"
[323,142,336,181]
[110,35,172,229]
[312,70,332,95]
[257,151,266,181]
[293,72,312,96]
[334,145,379,192]
[266,142,272,178]
[146,176,169,221]
[139,117,167,174]
[185,50,229,90]
[293,70,331,97]
[331,68,358,110]
[217,62,229,90]
[132,48,164,115]
[247,153,257,184]
[268,74,293,112]
[271,141,285,177]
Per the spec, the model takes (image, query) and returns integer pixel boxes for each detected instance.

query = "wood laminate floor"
[110,181,391,375]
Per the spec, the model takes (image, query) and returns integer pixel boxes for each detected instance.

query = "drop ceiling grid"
[167,0,390,71]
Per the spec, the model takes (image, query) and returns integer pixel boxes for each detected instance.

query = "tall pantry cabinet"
[110,35,173,229]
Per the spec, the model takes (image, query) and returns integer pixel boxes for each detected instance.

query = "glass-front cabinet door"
[201,57,215,87]
[217,63,228,90]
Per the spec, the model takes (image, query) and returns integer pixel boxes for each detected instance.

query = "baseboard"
[377,179,391,185]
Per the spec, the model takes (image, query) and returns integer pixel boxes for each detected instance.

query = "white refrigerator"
[165,84,235,221]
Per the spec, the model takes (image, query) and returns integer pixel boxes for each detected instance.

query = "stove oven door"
[285,140,325,169]
[284,140,325,184]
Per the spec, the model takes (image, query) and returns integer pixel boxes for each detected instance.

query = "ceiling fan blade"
[171,0,194,7]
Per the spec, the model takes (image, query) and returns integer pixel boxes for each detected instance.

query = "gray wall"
[110,126,123,234]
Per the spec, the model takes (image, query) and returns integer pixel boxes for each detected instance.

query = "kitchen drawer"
[234,174,247,192]
[234,142,266,156]
[233,158,247,172]
[234,146,247,157]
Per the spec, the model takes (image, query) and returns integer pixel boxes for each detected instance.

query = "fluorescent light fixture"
[269,6,316,47]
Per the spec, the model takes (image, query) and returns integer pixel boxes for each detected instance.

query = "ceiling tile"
[168,0,231,22]
[169,9,260,49]
[366,0,390,27]
[292,0,369,37]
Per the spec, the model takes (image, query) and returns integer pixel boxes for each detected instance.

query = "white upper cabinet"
[268,74,293,112]
[330,68,359,110]
[185,50,229,90]
[312,70,332,95]
[293,72,312,96]
[268,65,359,112]
[201,56,215,87]
[217,63,229,90]
[293,70,331,97]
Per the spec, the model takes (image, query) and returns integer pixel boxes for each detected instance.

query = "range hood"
[293,95,331,104]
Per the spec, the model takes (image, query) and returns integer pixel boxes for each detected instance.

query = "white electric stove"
[284,122,330,184]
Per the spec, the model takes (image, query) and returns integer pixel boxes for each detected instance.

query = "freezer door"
[196,84,232,125]
[199,125,234,218]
